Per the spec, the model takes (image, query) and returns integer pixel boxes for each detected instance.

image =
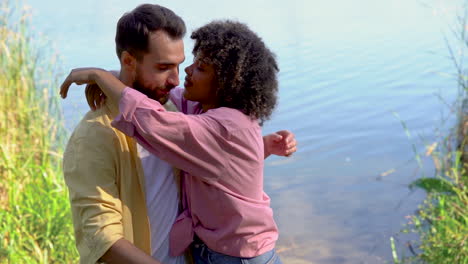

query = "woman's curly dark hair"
[191,20,279,125]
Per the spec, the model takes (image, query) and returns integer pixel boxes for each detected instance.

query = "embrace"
[60,4,297,264]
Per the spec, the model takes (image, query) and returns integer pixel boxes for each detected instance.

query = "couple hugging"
[61,3,297,264]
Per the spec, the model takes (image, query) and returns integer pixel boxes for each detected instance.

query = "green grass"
[391,120,468,264]
[391,4,468,263]
[401,151,468,263]
[0,2,78,263]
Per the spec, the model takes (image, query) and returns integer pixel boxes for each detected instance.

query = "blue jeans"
[191,240,282,264]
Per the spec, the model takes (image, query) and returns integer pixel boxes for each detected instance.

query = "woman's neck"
[201,103,218,112]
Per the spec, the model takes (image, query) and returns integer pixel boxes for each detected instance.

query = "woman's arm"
[60,68,295,179]
[112,88,229,182]
[60,68,125,105]
[60,68,228,182]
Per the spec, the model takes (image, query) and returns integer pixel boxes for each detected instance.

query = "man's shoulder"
[68,108,118,142]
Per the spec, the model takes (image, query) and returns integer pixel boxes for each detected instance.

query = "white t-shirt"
[137,144,186,264]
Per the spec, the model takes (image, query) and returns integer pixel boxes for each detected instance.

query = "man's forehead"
[149,30,178,43]
[147,30,185,60]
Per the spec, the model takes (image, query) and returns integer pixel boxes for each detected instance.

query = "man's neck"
[119,71,133,87]
[100,70,131,117]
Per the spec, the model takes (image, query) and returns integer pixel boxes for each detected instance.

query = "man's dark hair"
[115,4,186,60]
[191,20,279,125]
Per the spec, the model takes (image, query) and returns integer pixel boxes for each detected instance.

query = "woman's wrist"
[94,69,126,104]
[94,69,112,85]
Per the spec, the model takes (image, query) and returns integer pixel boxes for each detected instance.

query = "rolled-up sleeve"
[63,124,123,264]
[112,88,228,183]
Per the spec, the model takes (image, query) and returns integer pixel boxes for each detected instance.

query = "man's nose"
[167,68,180,86]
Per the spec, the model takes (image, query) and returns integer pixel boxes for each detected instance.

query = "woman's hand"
[85,71,119,111]
[85,83,106,111]
[60,67,104,99]
[60,68,126,105]
[263,130,297,159]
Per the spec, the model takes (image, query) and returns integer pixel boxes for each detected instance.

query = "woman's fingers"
[60,68,101,99]
[285,146,297,157]
[276,130,297,156]
[60,74,73,99]
[85,84,103,110]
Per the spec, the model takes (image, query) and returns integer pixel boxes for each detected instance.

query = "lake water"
[25,0,462,263]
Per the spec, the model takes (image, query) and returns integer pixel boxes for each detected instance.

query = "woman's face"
[183,55,218,109]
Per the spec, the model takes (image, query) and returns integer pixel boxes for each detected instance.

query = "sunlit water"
[26,0,462,263]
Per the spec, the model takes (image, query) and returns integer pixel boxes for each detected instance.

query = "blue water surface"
[25,0,462,263]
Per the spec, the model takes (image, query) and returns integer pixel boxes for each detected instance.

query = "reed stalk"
[0,1,78,263]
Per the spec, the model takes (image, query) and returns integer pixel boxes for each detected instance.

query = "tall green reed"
[0,1,78,263]
[392,3,468,263]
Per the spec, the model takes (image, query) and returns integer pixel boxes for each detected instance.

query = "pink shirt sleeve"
[112,88,227,182]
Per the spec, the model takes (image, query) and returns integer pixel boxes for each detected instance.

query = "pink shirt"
[112,87,278,258]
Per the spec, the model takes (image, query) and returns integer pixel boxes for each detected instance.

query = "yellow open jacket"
[63,100,179,263]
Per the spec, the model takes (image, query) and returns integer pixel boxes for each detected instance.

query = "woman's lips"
[184,78,192,88]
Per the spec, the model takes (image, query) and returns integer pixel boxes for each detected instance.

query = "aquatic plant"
[392,3,468,263]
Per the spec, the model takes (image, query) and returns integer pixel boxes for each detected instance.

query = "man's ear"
[121,51,137,72]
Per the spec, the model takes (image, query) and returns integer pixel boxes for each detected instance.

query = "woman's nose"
[184,64,193,75]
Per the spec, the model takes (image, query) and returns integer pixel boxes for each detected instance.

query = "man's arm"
[64,122,157,263]
[101,239,161,264]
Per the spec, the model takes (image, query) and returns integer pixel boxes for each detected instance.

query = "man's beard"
[132,75,172,105]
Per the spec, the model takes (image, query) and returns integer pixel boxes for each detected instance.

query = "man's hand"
[264,130,297,159]
[100,239,162,264]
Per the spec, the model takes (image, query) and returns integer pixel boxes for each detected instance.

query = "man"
[63,4,296,264]
[64,4,187,264]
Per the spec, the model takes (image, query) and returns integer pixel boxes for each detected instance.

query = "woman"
[61,20,289,264]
